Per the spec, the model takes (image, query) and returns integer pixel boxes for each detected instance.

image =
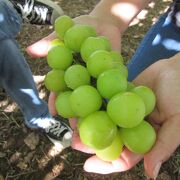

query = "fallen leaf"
[24,132,39,150]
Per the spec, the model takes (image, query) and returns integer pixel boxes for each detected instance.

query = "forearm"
[90,0,152,34]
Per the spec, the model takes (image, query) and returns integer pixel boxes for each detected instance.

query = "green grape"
[64,24,97,52]
[49,39,65,51]
[127,82,135,91]
[110,51,124,64]
[70,85,102,117]
[131,85,156,115]
[77,117,84,130]
[107,92,145,128]
[55,91,76,118]
[80,36,111,62]
[47,46,73,70]
[87,50,114,78]
[99,36,111,51]
[114,63,128,78]
[54,15,74,40]
[120,120,156,154]
[44,69,67,92]
[79,111,117,149]
[97,69,127,99]
[64,64,90,89]
[95,130,123,161]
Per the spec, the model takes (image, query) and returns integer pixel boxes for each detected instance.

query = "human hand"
[26,14,121,57]
[65,53,180,179]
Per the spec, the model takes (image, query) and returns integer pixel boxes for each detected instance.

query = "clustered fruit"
[44,15,156,161]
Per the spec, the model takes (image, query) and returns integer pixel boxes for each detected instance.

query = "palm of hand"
[74,15,121,51]
[134,54,180,178]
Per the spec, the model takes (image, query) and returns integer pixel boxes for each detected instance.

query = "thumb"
[26,32,56,57]
[48,92,58,116]
[144,116,180,179]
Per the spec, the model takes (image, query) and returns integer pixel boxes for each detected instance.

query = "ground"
[0,0,179,179]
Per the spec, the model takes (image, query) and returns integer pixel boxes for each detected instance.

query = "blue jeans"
[0,0,51,129]
[127,12,180,81]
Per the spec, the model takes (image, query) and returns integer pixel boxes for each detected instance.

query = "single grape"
[79,111,117,149]
[120,120,156,154]
[114,63,128,78]
[131,85,156,115]
[70,85,102,117]
[48,39,65,51]
[47,46,73,70]
[110,51,124,64]
[44,69,67,92]
[87,50,114,78]
[107,92,145,128]
[80,36,111,62]
[64,64,90,89]
[64,24,97,52]
[54,15,74,40]
[55,91,76,118]
[77,117,84,130]
[127,82,135,91]
[95,130,123,161]
[97,69,127,99]
[99,36,111,51]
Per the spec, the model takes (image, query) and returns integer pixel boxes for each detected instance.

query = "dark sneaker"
[9,0,64,25]
[28,115,72,149]
[44,116,73,149]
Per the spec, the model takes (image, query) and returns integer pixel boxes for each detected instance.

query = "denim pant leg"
[0,1,51,129]
[127,12,180,81]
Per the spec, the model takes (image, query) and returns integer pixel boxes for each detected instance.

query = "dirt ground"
[0,0,179,179]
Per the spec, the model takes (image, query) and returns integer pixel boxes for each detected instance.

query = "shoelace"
[45,121,67,138]
[17,0,48,24]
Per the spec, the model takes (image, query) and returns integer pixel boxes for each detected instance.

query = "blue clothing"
[0,0,51,129]
[128,11,180,81]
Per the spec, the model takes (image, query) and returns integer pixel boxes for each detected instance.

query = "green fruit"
[64,64,90,89]
[97,69,127,99]
[64,24,97,52]
[70,85,102,117]
[99,36,111,51]
[79,111,117,149]
[49,39,65,51]
[87,50,114,78]
[127,82,135,91]
[54,15,74,39]
[131,86,156,115]
[80,36,111,62]
[114,63,128,78]
[95,130,123,161]
[120,120,156,154]
[47,46,73,70]
[55,91,76,118]
[44,69,67,92]
[107,92,145,128]
[110,51,124,64]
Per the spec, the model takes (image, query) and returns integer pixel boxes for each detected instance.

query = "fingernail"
[153,162,162,179]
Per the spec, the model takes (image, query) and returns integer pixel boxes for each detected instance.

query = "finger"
[144,116,180,179]
[26,32,56,57]
[69,118,78,129]
[48,92,57,116]
[84,148,142,174]
[100,26,121,52]
[71,128,95,154]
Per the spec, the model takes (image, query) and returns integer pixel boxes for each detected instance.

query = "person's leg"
[127,12,180,81]
[0,1,72,148]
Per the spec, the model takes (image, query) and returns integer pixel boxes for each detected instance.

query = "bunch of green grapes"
[44,15,157,161]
